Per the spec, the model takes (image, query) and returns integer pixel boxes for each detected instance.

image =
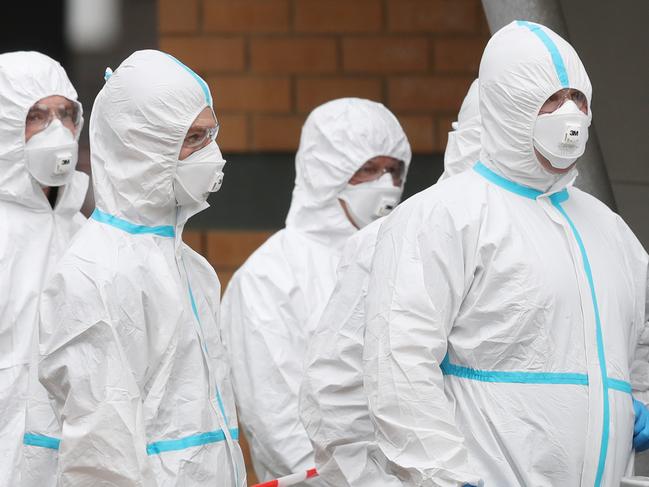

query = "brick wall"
[159,0,490,155]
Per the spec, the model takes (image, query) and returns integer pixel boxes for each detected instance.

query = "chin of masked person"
[0,51,88,487]
[362,20,648,487]
[37,50,245,487]
[220,98,411,484]
[299,79,481,487]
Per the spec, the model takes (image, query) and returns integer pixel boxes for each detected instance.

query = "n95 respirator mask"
[533,100,590,169]
[174,142,226,206]
[24,119,79,187]
[338,173,402,229]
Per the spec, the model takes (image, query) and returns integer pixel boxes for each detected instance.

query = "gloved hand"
[633,397,649,452]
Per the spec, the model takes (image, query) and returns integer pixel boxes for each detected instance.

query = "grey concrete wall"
[560,0,649,249]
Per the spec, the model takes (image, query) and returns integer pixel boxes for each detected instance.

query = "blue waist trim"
[147,427,239,455]
[91,208,175,237]
[23,428,239,454]
[23,433,61,450]
[441,356,631,394]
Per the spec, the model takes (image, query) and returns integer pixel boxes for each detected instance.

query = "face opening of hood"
[0,51,84,210]
[89,50,216,230]
[478,20,593,193]
[285,97,412,249]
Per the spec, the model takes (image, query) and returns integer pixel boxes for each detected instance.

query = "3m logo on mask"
[56,158,72,174]
[563,124,581,146]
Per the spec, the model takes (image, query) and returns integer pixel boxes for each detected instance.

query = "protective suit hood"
[285,98,411,249]
[0,51,85,210]
[90,49,215,228]
[442,78,481,179]
[479,20,592,192]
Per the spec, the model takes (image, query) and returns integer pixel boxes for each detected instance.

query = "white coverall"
[0,51,88,487]
[299,82,481,487]
[220,98,411,483]
[363,21,649,487]
[37,50,245,486]
[443,78,481,180]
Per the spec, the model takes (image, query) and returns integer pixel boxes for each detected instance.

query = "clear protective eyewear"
[353,158,406,187]
[182,110,220,150]
[540,88,588,114]
[25,101,82,134]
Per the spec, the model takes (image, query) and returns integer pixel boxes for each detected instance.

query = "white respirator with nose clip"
[24,119,79,187]
[533,100,591,169]
[338,173,402,229]
[174,142,226,206]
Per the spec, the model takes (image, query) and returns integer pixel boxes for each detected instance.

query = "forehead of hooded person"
[89,50,212,224]
[294,98,411,205]
[0,52,79,198]
[478,21,592,170]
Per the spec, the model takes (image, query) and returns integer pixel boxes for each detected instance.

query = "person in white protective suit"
[443,78,481,179]
[220,98,411,484]
[37,50,245,486]
[299,81,481,487]
[363,20,649,487]
[0,51,88,487]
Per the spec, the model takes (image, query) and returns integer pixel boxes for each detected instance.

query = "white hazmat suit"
[442,78,481,180]
[37,50,245,486]
[299,82,481,487]
[221,98,411,483]
[363,21,649,487]
[0,51,88,487]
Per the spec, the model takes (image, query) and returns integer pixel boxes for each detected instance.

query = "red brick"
[159,37,245,73]
[251,115,304,151]
[250,38,338,74]
[216,113,248,152]
[159,0,199,34]
[203,0,290,33]
[294,0,383,33]
[206,230,275,268]
[387,0,478,33]
[342,37,429,73]
[477,3,491,34]
[388,76,473,112]
[397,115,435,152]
[208,76,292,113]
[435,114,457,152]
[183,230,204,253]
[433,37,487,73]
[218,270,236,292]
[296,77,383,112]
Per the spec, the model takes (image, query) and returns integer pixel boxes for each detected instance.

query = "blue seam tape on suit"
[552,200,610,487]
[516,20,570,88]
[147,428,239,455]
[441,356,630,394]
[23,433,60,450]
[474,161,543,199]
[23,428,239,454]
[91,208,175,237]
[165,53,213,106]
[474,161,614,486]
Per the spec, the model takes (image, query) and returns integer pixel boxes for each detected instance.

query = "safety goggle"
[182,108,220,150]
[539,89,588,114]
[25,101,82,133]
[353,159,406,187]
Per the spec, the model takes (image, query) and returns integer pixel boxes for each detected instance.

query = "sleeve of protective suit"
[38,267,155,486]
[300,221,402,487]
[363,200,483,487]
[221,264,326,485]
[630,220,649,405]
